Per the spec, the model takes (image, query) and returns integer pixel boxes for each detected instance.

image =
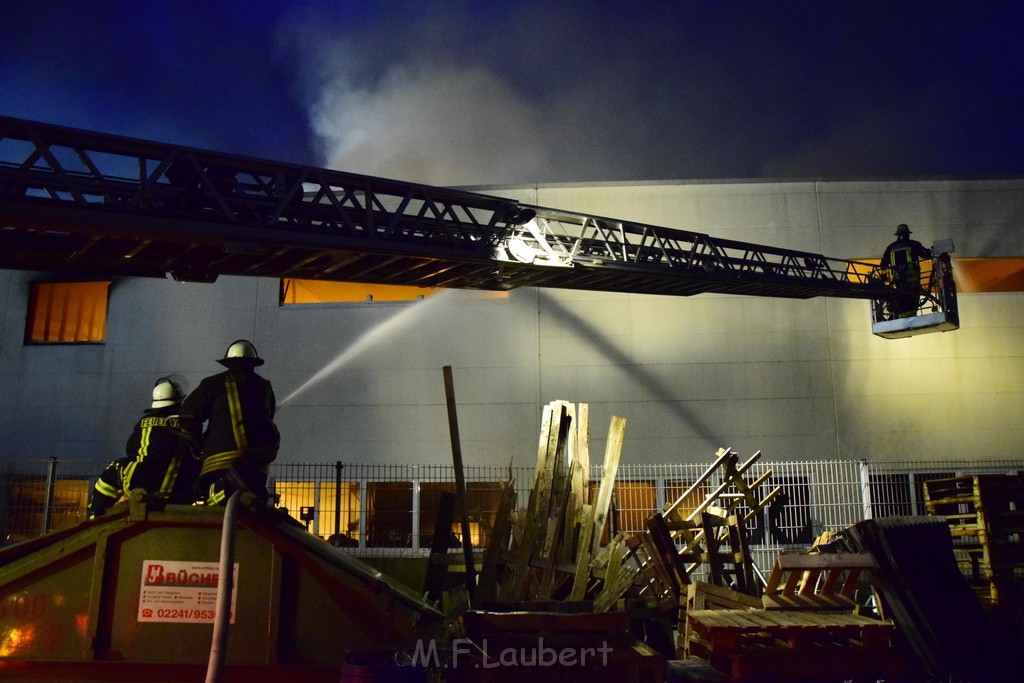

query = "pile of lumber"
[479,399,627,606]
[479,401,780,617]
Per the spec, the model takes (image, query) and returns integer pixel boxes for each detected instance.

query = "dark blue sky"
[2,1,1022,185]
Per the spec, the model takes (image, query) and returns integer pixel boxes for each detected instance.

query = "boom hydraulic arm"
[0,114,893,301]
[0,112,962,340]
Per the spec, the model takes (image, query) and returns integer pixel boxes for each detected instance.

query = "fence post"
[358,480,368,549]
[411,465,420,552]
[859,459,873,520]
[334,461,344,538]
[42,457,58,533]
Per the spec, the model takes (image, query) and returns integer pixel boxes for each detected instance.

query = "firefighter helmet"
[895,223,911,236]
[218,339,264,367]
[152,377,185,409]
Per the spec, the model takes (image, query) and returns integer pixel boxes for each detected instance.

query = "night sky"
[2,1,1022,186]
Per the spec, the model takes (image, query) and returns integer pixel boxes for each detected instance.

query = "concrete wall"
[1,179,1021,472]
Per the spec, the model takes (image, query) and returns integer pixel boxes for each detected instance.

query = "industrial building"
[1,176,1021,474]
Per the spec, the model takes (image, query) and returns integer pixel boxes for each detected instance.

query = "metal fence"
[3,456,1022,578]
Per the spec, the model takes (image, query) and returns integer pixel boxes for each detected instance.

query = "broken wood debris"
[468,398,1023,682]
[484,402,782,619]
[498,400,623,604]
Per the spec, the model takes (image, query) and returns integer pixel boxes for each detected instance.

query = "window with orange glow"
[274,480,362,542]
[845,259,879,283]
[846,258,935,286]
[587,479,660,544]
[367,481,413,547]
[25,281,110,343]
[5,477,90,541]
[952,257,1024,292]
[664,479,714,521]
[418,481,503,548]
[611,480,658,535]
[279,278,507,304]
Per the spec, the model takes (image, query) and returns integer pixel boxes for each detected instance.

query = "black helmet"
[895,224,911,236]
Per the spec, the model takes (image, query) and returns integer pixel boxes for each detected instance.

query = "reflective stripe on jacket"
[183,369,279,473]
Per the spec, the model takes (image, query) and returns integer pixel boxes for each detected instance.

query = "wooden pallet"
[687,581,762,612]
[924,474,1024,608]
[761,552,875,610]
[586,448,778,614]
[656,448,778,593]
[683,608,898,682]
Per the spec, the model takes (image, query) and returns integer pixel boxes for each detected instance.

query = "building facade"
[1,178,1022,477]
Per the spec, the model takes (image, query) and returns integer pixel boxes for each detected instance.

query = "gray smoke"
[307,60,556,186]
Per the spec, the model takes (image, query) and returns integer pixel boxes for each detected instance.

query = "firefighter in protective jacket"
[87,377,199,518]
[183,339,280,505]
[881,223,932,318]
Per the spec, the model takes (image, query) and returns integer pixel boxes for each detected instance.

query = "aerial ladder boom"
[0,115,956,335]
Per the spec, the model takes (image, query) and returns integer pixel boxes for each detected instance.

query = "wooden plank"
[538,461,572,599]
[664,447,733,518]
[591,415,627,556]
[570,416,625,599]
[575,403,590,505]
[728,512,754,594]
[603,534,626,589]
[687,581,762,611]
[569,503,595,600]
[541,401,572,562]
[476,475,516,603]
[507,402,561,599]
[701,512,724,587]
[647,512,689,590]
[565,402,589,564]
[423,491,457,604]
[442,365,476,605]
[775,552,876,570]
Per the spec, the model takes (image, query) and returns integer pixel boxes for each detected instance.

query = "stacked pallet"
[681,554,904,683]
[923,474,1024,609]
[684,608,895,683]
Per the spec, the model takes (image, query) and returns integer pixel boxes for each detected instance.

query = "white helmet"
[152,377,185,409]
[218,339,264,367]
